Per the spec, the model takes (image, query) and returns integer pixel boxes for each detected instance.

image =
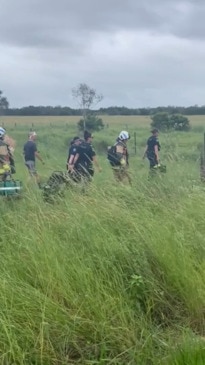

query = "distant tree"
[151,112,190,132]
[0,90,9,114]
[169,114,190,131]
[72,83,103,130]
[151,112,171,131]
[77,114,104,132]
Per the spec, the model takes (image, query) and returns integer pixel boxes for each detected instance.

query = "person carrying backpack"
[0,127,15,180]
[108,130,131,184]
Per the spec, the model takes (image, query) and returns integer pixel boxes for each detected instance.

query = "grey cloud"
[1,0,205,107]
[1,0,205,49]
[173,3,205,40]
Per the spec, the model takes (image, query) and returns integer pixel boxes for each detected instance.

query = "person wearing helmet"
[143,128,161,173]
[108,130,131,184]
[0,127,15,180]
[23,131,45,185]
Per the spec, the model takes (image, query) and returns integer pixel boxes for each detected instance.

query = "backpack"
[107,145,121,166]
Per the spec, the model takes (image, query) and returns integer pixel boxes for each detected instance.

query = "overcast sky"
[0,0,205,108]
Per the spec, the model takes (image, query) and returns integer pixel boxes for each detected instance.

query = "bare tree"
[72,83,103,130]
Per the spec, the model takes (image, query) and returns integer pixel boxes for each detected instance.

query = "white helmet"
[0,127,6,138]
[28,131,37,138]
[119,130,130,141]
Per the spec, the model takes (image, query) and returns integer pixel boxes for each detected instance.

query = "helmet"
[119,130,130,140]
[0,127,6,138]
[28,131,37,138]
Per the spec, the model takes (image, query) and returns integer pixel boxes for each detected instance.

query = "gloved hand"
[120,158,126,167]
[3,164,10,172]
[153,164,160,169]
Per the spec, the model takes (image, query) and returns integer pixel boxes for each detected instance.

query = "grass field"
[1,114,205,127]
[0,115,205,364]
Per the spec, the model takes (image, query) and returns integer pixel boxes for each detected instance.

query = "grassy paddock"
[0,115,205,128]
[0,116,205,364]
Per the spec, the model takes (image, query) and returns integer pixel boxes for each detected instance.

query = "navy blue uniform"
[68,145,78,159]
[67,145,78,166]
[146,136,161,168]
[23,140,37,162]
[75,141,96,177]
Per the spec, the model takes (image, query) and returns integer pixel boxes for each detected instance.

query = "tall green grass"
[0,120,204,364]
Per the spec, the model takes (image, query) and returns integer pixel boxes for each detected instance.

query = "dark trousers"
[147,155,158,169]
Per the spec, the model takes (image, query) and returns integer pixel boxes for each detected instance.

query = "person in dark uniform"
[143,129,161,171]
[71,130,101,181]
[67,136,81,170]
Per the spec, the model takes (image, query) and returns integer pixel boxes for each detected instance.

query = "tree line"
[2,105,205,116]
[1,88,205,116]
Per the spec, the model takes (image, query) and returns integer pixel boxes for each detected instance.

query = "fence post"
[203,132,205,159]
[134,132,137,155]
[200,132,205,181]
